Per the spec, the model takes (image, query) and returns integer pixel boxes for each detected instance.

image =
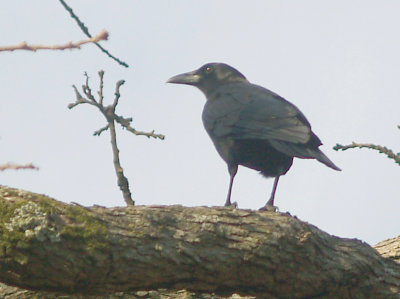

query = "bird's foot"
[259,205,278,212]
[224,201,238,208]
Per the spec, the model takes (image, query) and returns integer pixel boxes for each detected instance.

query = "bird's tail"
[269,140,341,171]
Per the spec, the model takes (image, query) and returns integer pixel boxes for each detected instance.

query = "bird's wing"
[203,83,315,144]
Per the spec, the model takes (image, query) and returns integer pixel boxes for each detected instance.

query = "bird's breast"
[210,137,235,163]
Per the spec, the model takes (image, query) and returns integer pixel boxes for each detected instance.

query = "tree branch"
[69,72,133,205]
[375,236,400,264]
[334,142,400,166]
[107,108,133,206]
[0,282,254,299]
[0,163,39,171]
[68,71,164,206]
[0,186,399,298]
[58,0,129,68]
[115,115,166,139]
[0,30,108,52]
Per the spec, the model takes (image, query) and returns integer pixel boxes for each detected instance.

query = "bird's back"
[202,81,340,172]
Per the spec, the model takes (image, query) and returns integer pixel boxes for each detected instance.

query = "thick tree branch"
[0,186,399,298]
[375,236,400,264]
[0,282,253,299]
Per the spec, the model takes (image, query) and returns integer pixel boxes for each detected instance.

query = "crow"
[167,63,341,209]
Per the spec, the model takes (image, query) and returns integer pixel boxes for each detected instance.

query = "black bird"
[167,63,341,209]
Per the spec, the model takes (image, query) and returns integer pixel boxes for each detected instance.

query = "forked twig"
[69,71,165,205]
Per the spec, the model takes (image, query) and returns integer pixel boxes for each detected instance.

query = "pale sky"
[1,1,400,245]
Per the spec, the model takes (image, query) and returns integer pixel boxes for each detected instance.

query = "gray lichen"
[4,201,60,242]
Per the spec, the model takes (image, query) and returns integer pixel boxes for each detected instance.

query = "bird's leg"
[267,176,280,206]
[260,176,280,210]
[225,165,238,206]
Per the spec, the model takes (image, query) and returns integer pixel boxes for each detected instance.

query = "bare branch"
[69,71,165,205]
[58,0,129,68]
[0,163,39,171]
[69,72,133,205]
[68,85,95,109]
[59,0,91,36]
[115,115,165,140]
[334,142,400,166]
[93,124,110,136]
[112,80,125,109]
[108,118,133,205]
[0,30,108,52]
[82,73,97,104]
[98,70,104,106]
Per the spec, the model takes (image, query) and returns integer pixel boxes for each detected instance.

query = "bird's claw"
[259,205,278,212]
[224,201,238,208]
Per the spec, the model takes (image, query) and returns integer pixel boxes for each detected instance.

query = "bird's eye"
[205,66,213,74]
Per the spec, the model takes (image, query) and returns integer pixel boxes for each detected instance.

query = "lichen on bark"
[0,185,399,298]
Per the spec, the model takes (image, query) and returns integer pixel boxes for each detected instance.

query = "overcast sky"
[1,1,399,245]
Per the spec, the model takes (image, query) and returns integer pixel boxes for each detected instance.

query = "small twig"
[115,115,165,140]
[69,71,165,205]
[59,0,91,36]
[0,30,108,52]
[112,80,125,110]
[93,124,110,136]
[58,0,129,68]
[0,163,39,171]
[334,142,400,166]
[98,70,104,106]
[83,72,97,103]
[68,85,95,109]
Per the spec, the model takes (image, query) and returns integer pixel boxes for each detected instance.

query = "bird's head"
[167,63,248,95]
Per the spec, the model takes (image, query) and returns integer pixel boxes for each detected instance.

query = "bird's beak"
[167,71,201,85]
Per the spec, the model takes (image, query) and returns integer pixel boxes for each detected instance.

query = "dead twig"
[334,142,400,167]
[334,125,400,167]
[58,0,129,68]
[68,71,165,206]
[0,30,108,52]
[0,163,39,171]
[114,115,166,139]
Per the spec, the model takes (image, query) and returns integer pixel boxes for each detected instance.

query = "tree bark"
[374,236,400,264]
[0,185,399,298]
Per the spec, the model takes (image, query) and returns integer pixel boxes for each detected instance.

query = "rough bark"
[374,236,400,264]
[0,282,254,299]
[0,185,399,298]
